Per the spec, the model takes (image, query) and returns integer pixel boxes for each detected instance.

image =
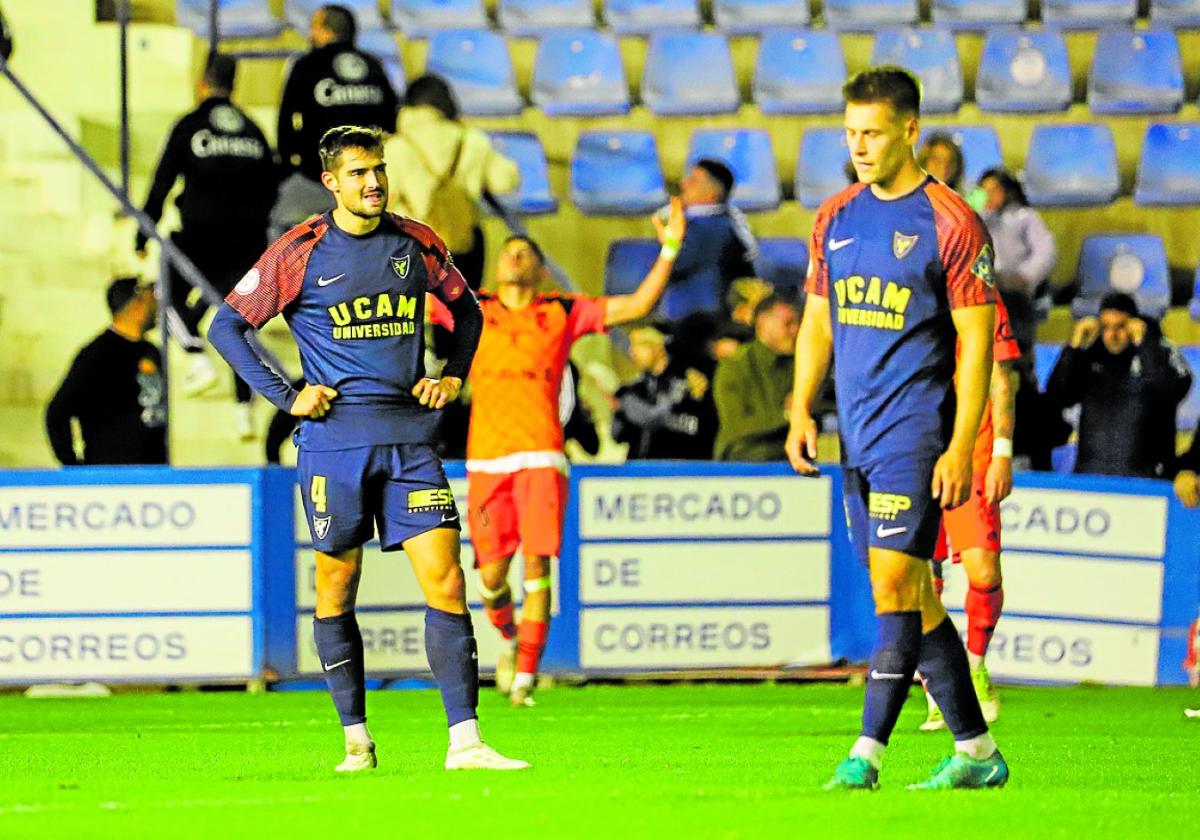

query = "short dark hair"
[403,74,460,121]
[979,167,1029,208]
[695,158,735,201]
[203,53,236,93]
[843,66,921,117]
[319,125,384,172]
[319,4,357,42]
[753,293,797,322]
[1099,292,1138,318]
[106,276,144,315]
[503,234,545,265]
[918,131,964,190]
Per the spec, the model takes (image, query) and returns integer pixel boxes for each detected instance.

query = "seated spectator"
[979,167,1057,357]
[917,132,964,193]
[657,159,757,321]
[45,278,167,466]
[1046,293,1192,478]
[613,326,718,460]
[712,295,799,461]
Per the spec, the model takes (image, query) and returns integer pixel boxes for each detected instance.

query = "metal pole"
[208,0,219,59]
[117,0,130,200]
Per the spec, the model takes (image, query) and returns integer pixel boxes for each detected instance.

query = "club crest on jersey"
[972,243,997,288]
[391,255,410,279]
[893,231,919,260]
[313,515,332,541]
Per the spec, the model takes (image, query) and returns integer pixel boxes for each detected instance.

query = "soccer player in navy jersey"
[209,125,528,773]
[786,68,1008,790]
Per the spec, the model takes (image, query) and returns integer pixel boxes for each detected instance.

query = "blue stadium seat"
[425,30,523,116]
[823,0,918,30]
[1150,0,1200,25]
[976,29,1072,113]
[870,27,963,114]
[606,0,701,34]
[1177,347,1200,431]
[571,131,667,215]
[486,132,558,215]
[796,128,852,210]
[176,0,283,37]
[1033,342,1063,391]
[1088,29,1184,115]
[713,0,810,34]
[498,0,594,35]
[1071,234,1170,319]
[392,0,487,36]
[357,29,406,93]
[1042,0,1135,28]
[918,125,1003,191]
[1190,262,1200,320]
[641,33,739,116]
[1135,123,1200,206]
[931,0,1024,29]
[685,129,781,213]
[755,238,810,292]
[1024,124,1119,206]
[286,0,386,30]
[531,30,630,117]
[605,239,660,296]
[753,30,846,115]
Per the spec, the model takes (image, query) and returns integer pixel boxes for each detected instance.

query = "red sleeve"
[394,215,469,304]
[224,219,323,328]
[804,206,831,298]
[993,295,1021,364]
[926,182,999,310]
[568,295,608,340]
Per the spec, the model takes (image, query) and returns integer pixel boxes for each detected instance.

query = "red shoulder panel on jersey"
[805,182,867,298]
[993,295,1021,363]
[226,215,327,328]
[385,213,466,299]
[924,180,998,310]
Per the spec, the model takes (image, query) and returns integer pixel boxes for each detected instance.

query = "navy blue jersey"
[226,212,469,451]
[805,178,997,467]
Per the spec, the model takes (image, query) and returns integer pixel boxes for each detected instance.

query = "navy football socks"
[313,612,366,726]
[918,616,989,740]
[425,607,480,727]
[860,611,922,745]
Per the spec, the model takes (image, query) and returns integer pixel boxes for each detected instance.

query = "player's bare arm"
[786,294,833,476]
[412,376,462,409]
[290,383,338,418]
[933,304,995,508]
[603,197,686,326]
[984,361,1018,505]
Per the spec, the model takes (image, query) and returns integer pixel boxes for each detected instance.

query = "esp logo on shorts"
[408,487,455,512]
[869,492,911,521]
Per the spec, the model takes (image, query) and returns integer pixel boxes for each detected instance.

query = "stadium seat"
[498,0,595,35]
[1150,0,1200,25]
[571,131,668,216]
[931,0,1024,29]
[1134,123,1200,206]
[753,30,846,115]
[918,125,1003,191]
[755,238,810,293]
[358,29,406,93]
[641,33,739,116]
[1177,347,1200,431]
[176,0,283,38]
[425,30,524,117]
[713,0,810,34]
[869,28,963,114]
[1042,0,1136,28]
[685,129,781,213]
[1023,124,1119,206]
[605,0,701,35]
[486,132,558,215]
[796,128,852,210]
[1190,262,1200,320]
[604,239,660,296]
[1088,29,1184,115]
[286,0,386,30]
[1033,341,1063,390]
[1071,234,1170,319]
[823,0,918,30]
[531,30,630,117]
[975,29,1072,113]
[392,0,487,36]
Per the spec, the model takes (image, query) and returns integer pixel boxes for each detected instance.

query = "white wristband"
[992,438,1013,459]
[659,241,680,261]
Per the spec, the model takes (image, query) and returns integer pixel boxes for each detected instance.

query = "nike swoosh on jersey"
[870,670,905,680]
[316,273,346,287]
[876,524,907,538]
[829,237,855,251]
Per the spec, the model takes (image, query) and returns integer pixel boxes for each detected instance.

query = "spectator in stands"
[384,74,519,290]
[658,159,758,321]
[917,132,964,193]
[45,278,166,466]
[1046,292,1192,478]
[613,326,718,460]
[712,295,799,461]
[135,53,277,440]
[978,167,1057,357]
[272,3,398,238]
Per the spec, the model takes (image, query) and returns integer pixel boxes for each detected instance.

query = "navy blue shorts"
[296,444,461,554]
[843,457,942,565]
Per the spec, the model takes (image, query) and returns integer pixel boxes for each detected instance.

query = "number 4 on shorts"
[310,475,328,514]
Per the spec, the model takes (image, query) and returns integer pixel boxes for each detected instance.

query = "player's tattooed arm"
[935,304,995,508]
[786,294,833,476]
[984,361,1018,505]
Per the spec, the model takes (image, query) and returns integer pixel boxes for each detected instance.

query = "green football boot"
[823,756,880,791]
[908,751,1009,790]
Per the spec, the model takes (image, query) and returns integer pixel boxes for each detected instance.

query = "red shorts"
[934,459,1001,561]
[467,467,569,566]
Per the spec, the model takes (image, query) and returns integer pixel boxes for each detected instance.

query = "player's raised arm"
[603,197,686,326]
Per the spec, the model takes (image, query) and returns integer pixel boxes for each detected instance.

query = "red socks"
[517,620,550,675]
[485,602,517,641]
[965,582,1004,658]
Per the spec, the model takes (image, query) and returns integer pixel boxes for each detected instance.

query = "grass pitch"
[1,683,1197,838]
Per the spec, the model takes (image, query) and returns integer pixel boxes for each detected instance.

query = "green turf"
[1,683,1197,838]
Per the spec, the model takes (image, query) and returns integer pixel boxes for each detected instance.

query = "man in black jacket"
[136,53,277,437]
[45,278,166,466]
[1046,292,1192,478]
